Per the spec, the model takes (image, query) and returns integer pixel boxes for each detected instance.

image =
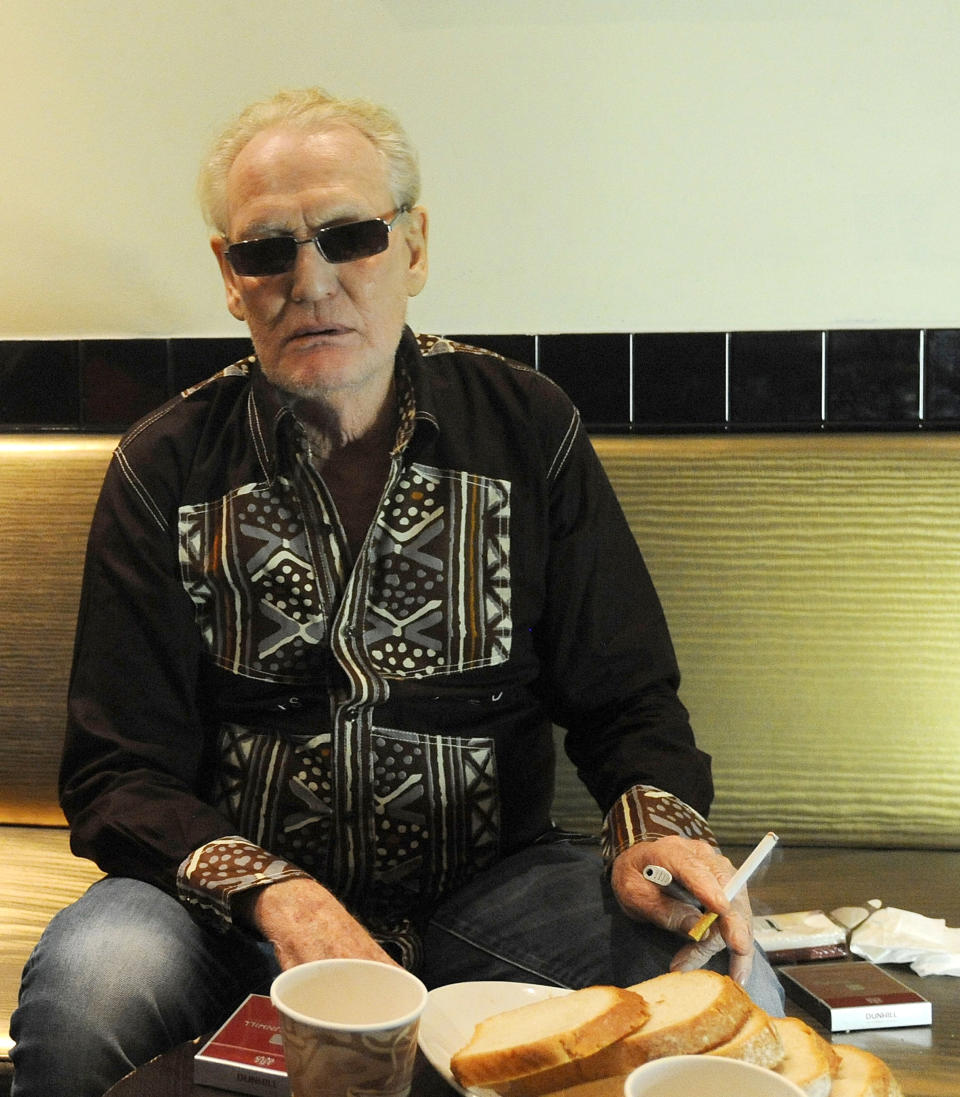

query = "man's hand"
[240,877,398,970]
[609,835,754,986]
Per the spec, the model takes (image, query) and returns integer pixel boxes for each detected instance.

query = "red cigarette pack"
[194,993,290,1095]
[778,960,932,1032]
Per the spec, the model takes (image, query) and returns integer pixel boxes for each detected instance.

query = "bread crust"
[496,1077,628,1097]
[500,971,753,1095]
[771,1016,838,1097]
[829,1043,904,1097]
[451,972,904,1097]
[707,1005,785,1069]
[450,985,650,1088]
[592,970,754,1072]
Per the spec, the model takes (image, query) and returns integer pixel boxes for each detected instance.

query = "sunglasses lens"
[227,237,298,276]
[320,219,390,263]
[226,217,394,275]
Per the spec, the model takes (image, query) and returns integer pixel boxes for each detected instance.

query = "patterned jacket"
[61,328,715,955]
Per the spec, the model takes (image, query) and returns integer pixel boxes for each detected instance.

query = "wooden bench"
[2,432,959,1093]
[0,436,112,1074]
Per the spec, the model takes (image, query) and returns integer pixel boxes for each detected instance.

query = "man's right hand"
[240,877,397,970]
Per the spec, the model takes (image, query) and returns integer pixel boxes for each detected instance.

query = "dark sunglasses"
[225,206,408,276]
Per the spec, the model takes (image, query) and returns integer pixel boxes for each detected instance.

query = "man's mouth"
[288,324,351,342]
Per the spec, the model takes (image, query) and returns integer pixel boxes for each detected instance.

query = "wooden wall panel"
[0,437,114,824]
[595,434,960,848]
[2,433,958,848]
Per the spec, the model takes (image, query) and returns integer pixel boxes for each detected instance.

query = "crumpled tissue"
[849,906,960,977]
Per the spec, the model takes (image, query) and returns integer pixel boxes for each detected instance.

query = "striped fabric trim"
[177,835,310,927]
[600,784,718,865]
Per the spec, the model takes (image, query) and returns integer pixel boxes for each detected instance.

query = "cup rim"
[624,1054,807,1096]
[270,958,428,1033]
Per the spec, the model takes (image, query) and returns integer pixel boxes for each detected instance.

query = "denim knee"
[739,948,786,1016]
[11,876,274,1097]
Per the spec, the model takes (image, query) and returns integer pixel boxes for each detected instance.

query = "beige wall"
[3,0,960,339]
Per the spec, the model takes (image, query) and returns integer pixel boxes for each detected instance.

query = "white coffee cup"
[624,1054,807,1097]
[271,958,428,1097]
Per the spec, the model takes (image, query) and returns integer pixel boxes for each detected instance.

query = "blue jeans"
[11,838,784,1096]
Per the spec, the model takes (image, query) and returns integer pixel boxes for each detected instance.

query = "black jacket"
[60,328,711,932]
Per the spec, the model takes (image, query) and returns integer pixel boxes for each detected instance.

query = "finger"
[728,946,755,987]
[649,895,709,936]
[618,835,727,898]
[685,875,753,942]
[670,947,719,975]
[611,839,750,943]
[613,848,712,914]
[670,932,756,988]
[721,888,755,953]
[612,869,705,933]
[670,924,726,972]
[670,903,756,971]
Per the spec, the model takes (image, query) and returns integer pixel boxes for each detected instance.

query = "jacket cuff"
[177,835,311,928]
[601,784,719,865]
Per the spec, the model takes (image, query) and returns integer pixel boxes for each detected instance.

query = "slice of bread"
[496,1077,629,1097]
[499,970,754,1096]
[829,1044,904,1097]
[588,970,755,1073]
[706,1004,785,1069]
[496,1033,906,1097]
[771,1016,839,1097]
[449,984,650,1089]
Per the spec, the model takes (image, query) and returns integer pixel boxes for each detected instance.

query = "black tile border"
[537,332,632,430]
[728,330,823,428]
[0,340,81,427]
[633,331,726,429]
[826,329,921,426]
[2,329,959,434]
[0,337,251,432]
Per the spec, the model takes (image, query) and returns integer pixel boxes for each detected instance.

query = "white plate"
[419,980,571,1096]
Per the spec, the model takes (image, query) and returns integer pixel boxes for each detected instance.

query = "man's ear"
[403,206,429,299]
[210,235,247,322]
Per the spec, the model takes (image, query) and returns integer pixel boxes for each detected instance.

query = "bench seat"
[0,827,103,1064]
[3,430,959,1089]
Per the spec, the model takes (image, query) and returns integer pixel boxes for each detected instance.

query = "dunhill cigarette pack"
[778,960,932,1032]
[194,994,290,1095]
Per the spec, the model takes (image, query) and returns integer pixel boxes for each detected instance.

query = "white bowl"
[624,1055,807,1097]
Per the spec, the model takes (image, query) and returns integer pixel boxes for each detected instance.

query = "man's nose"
[290,239,339,301]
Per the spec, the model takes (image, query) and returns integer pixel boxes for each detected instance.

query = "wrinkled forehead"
[225,123,392,234]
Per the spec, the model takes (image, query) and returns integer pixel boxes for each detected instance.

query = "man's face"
[212,123,428,405]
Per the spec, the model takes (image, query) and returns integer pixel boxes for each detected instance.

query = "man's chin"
[271,376,349,404]
[260,357,377,405]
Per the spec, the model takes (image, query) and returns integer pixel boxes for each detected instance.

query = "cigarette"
[687,831,779,942]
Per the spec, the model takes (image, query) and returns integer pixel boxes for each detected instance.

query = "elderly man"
[11,88,782,1095]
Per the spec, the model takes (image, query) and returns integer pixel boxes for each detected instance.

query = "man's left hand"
[609,834,754,986]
